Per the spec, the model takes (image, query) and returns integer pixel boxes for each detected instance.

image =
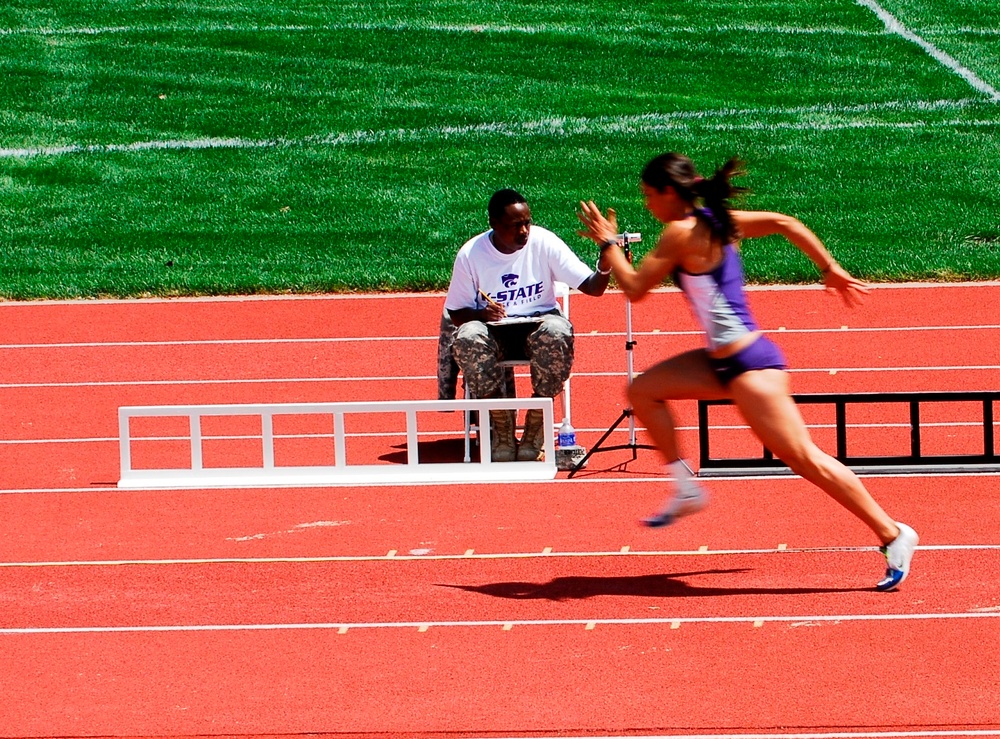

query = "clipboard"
[485,316,544,361]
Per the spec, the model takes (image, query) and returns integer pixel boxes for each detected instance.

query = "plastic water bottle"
[557,419,576,448]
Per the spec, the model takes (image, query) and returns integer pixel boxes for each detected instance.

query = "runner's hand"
[824,264,869,308]
[577,201,618,245]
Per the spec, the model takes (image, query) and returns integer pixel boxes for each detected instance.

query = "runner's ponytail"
[691,157,749,244]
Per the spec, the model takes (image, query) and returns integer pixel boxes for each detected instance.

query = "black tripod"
[568,233,657,477]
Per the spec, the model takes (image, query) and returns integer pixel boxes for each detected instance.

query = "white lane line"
[854,0,1000,101]
[0,375,442,388]
[790,365,1000,374]
[1,364,998,388]
[4,466,1000,496]
[0,478,685,495]
[6,418,997,446]
[0,543,995,569]
[771,325,1000,334]
[0,437,118,445]
[1,323,998,350]
[3,611,999,635]
[468,732,1000,739]
[0,335,434,349]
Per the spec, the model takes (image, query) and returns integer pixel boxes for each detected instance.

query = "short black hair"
[487,188,527,222]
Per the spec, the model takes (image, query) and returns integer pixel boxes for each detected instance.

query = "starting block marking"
[118,398,555,489]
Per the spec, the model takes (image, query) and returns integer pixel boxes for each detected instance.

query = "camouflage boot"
[516,408,546,461]
[489,409,517,462]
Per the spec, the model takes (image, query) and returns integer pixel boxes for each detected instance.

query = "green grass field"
[1,0,998,299]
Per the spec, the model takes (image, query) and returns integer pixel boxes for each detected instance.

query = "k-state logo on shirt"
[495,281,544,304]
[501,273,518,288]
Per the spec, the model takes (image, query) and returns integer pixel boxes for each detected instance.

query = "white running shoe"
[875,522,919,591]
[642,485,708,528]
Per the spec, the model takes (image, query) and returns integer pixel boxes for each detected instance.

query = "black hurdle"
[698,391,1000,476]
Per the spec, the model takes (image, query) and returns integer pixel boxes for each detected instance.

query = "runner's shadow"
[439,569,867,601]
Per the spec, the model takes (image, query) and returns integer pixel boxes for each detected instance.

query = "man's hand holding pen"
[479,289,506,321]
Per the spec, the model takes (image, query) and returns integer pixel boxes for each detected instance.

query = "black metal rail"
[698,391,1000,476]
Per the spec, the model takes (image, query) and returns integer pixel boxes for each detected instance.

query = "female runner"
[578,152,918,591]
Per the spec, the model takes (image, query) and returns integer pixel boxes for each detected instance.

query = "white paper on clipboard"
[486,316,545,327]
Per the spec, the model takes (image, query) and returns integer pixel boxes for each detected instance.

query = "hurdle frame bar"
[118,398,555,489]
[698,391,1000,476]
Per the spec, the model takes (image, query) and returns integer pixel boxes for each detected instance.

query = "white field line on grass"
[854,0,1000,101]
[3,20,999,39]
[0,99,991,159]
[0,22,900,39]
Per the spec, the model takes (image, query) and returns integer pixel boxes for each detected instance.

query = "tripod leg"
[567,410,630,477]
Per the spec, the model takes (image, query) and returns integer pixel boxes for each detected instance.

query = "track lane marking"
[0,543,996,569]
[3,610,1000,635]
[5,467,1000,496]
[2,323,999,349]
[2,364,999,388]
[4,417,998,446]
[466,732,1000,739]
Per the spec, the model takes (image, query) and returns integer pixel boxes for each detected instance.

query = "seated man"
[445,188,611,461]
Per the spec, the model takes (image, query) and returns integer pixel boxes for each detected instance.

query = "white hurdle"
[118,398,555,489]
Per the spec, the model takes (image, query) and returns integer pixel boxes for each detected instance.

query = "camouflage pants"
[451,313,574,399]
[437,311,461,400]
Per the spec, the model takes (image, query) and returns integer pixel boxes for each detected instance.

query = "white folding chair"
[462,282,572,462]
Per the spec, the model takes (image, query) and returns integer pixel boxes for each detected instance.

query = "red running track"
[1,283,999,738]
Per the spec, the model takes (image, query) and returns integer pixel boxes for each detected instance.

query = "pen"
[478,289,502,309]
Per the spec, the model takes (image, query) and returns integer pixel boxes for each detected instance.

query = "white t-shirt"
[444,226,592,316]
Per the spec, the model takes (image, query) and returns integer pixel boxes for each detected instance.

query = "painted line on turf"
[0,99,988,159]
[0,543,995,570]
[3,21,999,40]
[4,611,1000,635]
[854,0,1000,101]
[2,117,993,160]
[0,22,889,38]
